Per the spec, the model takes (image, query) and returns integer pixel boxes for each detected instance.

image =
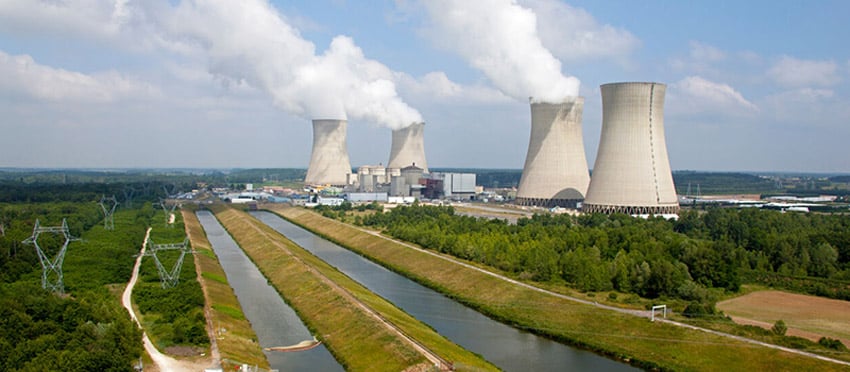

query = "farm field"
[718,290,850,346]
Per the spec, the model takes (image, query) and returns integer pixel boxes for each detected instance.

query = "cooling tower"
[388,122,428,173]
[582,82,679,215]
[516,97,590,208]
[304,119,352,186]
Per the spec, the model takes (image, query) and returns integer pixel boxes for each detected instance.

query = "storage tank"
[583,82,679,215]
[388,122,428,172]
[304,119,352,186]
[516,97,590,208]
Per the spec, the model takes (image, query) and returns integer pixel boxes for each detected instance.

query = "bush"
[771,320,787,336]
[818,337,847,351]
[682,301,716,318]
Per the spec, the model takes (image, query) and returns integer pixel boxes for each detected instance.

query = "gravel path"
[122,227,208,372]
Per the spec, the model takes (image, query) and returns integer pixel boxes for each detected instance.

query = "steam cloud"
[159,0,422,129]
[421,0,580,103]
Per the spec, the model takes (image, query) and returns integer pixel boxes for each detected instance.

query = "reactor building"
[582,82,679,215]
[516,97,590,208]
[304,119,352,186]
[388,122,429,173]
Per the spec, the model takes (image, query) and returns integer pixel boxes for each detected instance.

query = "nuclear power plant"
[582,82,679,215]
[388,122,429,173]
[304,119,352,186]
[516,98,590,208]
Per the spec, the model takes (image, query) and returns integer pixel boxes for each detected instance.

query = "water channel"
[250,211,638,372]
[196,211,343,372]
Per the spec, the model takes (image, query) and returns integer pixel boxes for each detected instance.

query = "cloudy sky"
[1,0,848,173]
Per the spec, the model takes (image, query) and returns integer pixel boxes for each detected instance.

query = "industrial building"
[305,119,353,186]
[583,82,679,215]
[516,98,590,208]
[388,122,429,173]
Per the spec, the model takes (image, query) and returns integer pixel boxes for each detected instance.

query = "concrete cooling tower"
[388,122,428,173]
[304,119,352,186]
[582,82,679,215]
[516,98,590,208]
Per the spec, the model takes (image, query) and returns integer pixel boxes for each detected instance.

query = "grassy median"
[212,206,497,372]
[183,210,269,370]
[272,205,848,371]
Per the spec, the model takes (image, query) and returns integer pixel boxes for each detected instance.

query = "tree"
[772,320,787,336]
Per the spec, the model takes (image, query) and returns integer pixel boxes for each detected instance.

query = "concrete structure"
[428,172,477,200]
[516,98,590,208]
[583,82,679,215]
[346,192,389,203]
[390,164,425,197]
[388,122,428,172]
[305,119,352,186]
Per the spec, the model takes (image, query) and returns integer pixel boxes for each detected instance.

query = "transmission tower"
[145,238,191,289]
[21,219,81,293]
[123,186,136,209]
[155,199,179,227]
[98,195,120,230]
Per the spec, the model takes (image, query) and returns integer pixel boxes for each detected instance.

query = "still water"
[251,211,638,372]
[196,211,343,372]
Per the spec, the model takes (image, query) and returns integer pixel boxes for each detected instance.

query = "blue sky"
[1,0,848,173]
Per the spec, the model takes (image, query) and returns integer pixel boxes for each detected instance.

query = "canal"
[196,211,343,371]
[250,211,637,371]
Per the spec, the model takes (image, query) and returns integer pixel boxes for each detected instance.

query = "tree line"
[353,205,850,314]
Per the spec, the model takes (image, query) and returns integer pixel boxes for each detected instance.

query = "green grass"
[274,206,850,371]
[202,271,228,284]
[212,206,497,372]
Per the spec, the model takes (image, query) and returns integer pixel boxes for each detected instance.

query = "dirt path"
[122,227,209,372]
[347,223,850,368]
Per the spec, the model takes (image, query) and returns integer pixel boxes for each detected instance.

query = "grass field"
[272,205,850,371]
[212,206,497,372]
[718,290,850,346]
[183,210,269,370]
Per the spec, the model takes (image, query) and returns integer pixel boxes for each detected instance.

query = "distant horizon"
[2,166,849,177]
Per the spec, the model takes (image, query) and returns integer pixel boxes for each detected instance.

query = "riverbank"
[271,205,848,371]
[212,206,497,371]
[183,210,269,370]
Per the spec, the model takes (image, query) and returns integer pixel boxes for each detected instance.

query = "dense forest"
[0,183,208,370]
[0,203,144,371]
[351,205,850,315]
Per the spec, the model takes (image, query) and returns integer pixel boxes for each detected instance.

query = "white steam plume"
[158,0,422,129]
[421,0,579,103]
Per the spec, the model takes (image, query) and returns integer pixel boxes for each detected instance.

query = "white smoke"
[421,0,579,103]
[156,0,422,129]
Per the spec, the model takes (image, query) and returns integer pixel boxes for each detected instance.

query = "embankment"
[272,205,848,371]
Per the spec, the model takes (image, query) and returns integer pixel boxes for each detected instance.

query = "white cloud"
[671,76,758,115]
[768,56,840,87]
[397,71,511,104]
[420,0,579,102]
[689,41,725,62]
[520,0,639,63]
[0,50,157,103]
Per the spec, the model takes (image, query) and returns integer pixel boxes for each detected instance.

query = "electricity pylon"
[21,219,81,293]
[98,195,119,230]
[145,238,191,289]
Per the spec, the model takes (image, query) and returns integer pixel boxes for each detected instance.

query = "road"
[122,227,208,372]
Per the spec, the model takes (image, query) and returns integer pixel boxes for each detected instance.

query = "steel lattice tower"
[98,195,119,230]
[21,219,81,293]
[145,238,191,289]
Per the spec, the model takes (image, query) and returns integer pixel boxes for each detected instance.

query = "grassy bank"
[212,206,496,371]
[183,210,269,370]
[273,206,848,371]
